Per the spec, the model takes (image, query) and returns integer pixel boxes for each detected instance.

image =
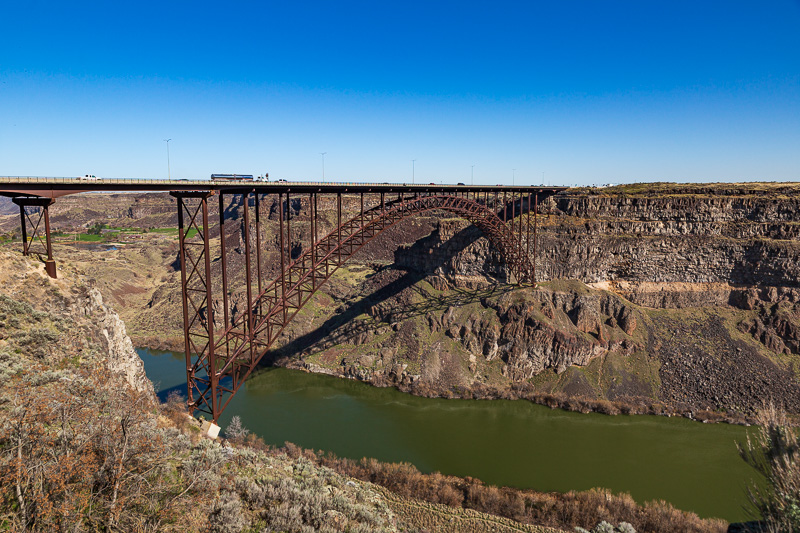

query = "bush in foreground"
[739,403,800,532]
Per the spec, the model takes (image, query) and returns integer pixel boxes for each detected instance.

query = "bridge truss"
[0,178,563,422]
[173,187,551,421]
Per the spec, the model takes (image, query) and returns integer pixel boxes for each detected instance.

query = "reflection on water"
[138,347,759,522]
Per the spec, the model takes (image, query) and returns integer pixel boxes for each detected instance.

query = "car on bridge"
[79,174,100,181]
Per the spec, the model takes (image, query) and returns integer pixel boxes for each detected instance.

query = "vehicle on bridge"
[210,174,254,181]
[79,174,100,181]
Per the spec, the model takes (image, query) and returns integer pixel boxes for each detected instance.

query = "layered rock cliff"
[278,183,800,418]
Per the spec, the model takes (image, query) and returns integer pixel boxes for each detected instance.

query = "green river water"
[138,347,761,523]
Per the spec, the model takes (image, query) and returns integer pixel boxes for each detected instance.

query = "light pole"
[321,152,327,181]
[412,159,416,184]
[163,139,171,179]
[512,168,516,186]
[471,165,474,185]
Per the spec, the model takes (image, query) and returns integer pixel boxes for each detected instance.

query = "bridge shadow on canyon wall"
[259,222,514,368]
[156,203,530,400]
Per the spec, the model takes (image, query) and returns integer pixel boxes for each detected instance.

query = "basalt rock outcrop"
[0,250,155,398]
[288,184,800,416]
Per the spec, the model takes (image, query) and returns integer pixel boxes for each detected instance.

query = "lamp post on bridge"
[321,152,327,181]
[412,159,416,184]
[163,139,171,179]
[471,165,474,185]
[513,168,516,186]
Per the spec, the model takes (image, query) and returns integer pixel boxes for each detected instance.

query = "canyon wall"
[5,183,800,416]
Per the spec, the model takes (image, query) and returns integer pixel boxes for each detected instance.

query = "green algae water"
[139,347,759,522]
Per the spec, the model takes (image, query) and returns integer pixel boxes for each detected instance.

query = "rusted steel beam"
[242,191,255,367]
[337,193,342,265]
[171,191,215,417]
[310,193,315,292]
[174,195,193,408]
[13,196,57,277]
[286,192,292,286]
[534,193,539,286]
[510,191,517,281]
[255,193,263,294]
[526,192,532,284]
[517,192,524,281]
[200,196,217,419]
[219,193,230,336]
[279,193,287,323]
[18,203,28,255]
[43,204,54,277]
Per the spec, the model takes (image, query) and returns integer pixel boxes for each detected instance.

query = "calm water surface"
[139,347,759,522]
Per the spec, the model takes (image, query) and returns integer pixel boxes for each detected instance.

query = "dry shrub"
[738,403,800,532]
[242,432,270,452]
[0,366,221,532]
[594,400,620,416]
[162,389,191,431]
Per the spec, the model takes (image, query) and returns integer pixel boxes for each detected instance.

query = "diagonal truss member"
[12,196,57,278]
[175,189,543,421]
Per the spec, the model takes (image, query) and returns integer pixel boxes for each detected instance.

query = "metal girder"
[12,196,56,278]
[171,191,217,417]
[178,191,546,421]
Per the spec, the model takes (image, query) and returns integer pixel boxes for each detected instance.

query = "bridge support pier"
[12,196,56,278]
[171,191,218,419]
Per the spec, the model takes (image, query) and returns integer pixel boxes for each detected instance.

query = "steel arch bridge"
[0,178,564,422]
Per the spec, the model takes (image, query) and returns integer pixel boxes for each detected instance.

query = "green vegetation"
[75,233,106,242]
[86,222,106,235]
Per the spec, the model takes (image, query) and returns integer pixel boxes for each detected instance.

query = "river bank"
[289,357,758,426]
[137,331,761,428]
[139,347,760,523]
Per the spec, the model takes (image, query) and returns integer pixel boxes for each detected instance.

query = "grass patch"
[145,227,198,239]
[75,233,105,242]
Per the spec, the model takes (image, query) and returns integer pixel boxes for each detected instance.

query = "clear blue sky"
[1,1,798,185]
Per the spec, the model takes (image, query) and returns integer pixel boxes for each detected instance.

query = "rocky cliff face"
[78,286,153,394]
[0,250,154,398]
[285,183,800,417]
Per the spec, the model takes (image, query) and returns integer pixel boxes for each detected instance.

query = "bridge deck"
[0,176,566,198]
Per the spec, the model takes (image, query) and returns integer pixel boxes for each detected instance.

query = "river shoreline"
[287,358,762,426]
[135,337,761,426]
[138,346,759,522]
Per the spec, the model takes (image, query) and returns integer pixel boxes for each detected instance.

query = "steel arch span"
[173,187,554,422]
[0,178,565,424]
